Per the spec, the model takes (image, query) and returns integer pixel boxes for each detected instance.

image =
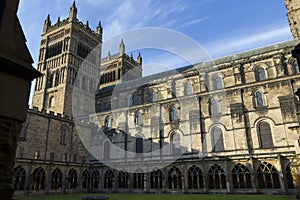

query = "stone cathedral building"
[13,0,300,197]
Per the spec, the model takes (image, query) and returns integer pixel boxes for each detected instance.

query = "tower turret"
[137,52,142,65]
[96,21,103,36]
[68,1,77,22]
[119,39,125,56]
[43,14,51,33]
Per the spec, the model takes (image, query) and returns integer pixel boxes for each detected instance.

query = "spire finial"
[119,39,125,56]
[69,0,77,22]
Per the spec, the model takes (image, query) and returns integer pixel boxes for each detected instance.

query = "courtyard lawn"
[14,193,296,200]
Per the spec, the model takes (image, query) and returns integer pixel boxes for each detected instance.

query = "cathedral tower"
[286,0,300,39]
[32,1,102,116]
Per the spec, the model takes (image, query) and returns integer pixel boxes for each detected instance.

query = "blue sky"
[17,0,294,102]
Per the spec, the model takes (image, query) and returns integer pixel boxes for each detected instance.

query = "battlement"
[29,106,72,121]
[43,1,102,40]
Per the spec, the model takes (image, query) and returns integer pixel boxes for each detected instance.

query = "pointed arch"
[184,82,193,95]
[68,168,77,189]
[14,166,26,191]
[232,163,251,189]
[256,162,280,189]
[150,169,163,189]
[51,168,63,190]
[31,167,46,191]
[188,165,204,189]
[118,170,129,189]
[168,167,182,190]
[208,164,226,189]
[104,169,114,189]
[257,121,273,148]
[211,127,224,152]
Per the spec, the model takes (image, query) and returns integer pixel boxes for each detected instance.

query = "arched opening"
[31,167,46,191]
[135,112,143,126]
[257,122,273,148]
[14,166,26,191]
[118,171,129,189]
[211,99,220,115]
[211,127,224,152]
[169,105,179,121]
[82,170,90,189]
[257,162,280,189]
[91,170,100,189]
[150,169,163,189]
[184,82,193,95]
[133,169,144,189]
[232,163,251,189]
[168,167,182,190]
[51,168,63,190]
[104,169,114,189]
[255,91,264,108]
[214,77,223,90]
[256,67,266,81]
[188,165,204,189]
[136,137,143,153]
[208,164,226,190]
[68,169,77,189]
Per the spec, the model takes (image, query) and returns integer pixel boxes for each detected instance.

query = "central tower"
[32,2,102,116]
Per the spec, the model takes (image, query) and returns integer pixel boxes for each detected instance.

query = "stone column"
[0,0,41,199]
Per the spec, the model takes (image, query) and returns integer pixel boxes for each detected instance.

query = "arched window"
[184,82,193,95]
[188,165,204,189]
[257,122,273,148]
[169,105,179,121]
[31,167,46,191]
[208,164,226,189]
[14,166,26,191]
[211,127,224,152]
[256,67,266,81]
[172,81,176,98]
[171,132,181,155]
[152,91,157,102]
[104,116,112,128]
[136,137,143,153]
[255,91,264,108]
[60,125,67,145]
[49,96,54,108]
[168,167,182,189]
[135,112,143,126]
[128,96,134,107]
[68,169,77,189]
[91,170,100,189]
[133,169,145,189]
[150,169,163,189]
[286,165,294,189]
[82,170,90,189]
[257,162,280,189]
[104,169,114,189]
[118,171,129,188]
[211,99,219,115]
[103,140,110,160]
[214,77,223,90]
[51,168,63,190]
[232,163,251,189]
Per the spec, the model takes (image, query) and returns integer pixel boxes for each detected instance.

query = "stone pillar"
[128,173,134,192]
[183,165,188,193]
[145,172,150,192]
[278,156,287,194]
[224,159,231,193]
[24,161,33,196]
[0,0,41,199]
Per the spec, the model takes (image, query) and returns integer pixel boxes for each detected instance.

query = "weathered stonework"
[13,0,300,198]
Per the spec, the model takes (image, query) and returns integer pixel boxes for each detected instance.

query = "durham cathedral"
[13,0,300,196]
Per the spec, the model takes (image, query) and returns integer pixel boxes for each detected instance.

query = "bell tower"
[285,0,300,39]
[32,1,102,116]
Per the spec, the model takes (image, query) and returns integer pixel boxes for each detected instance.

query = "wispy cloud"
[176,17,209,29]
[206,26,293,58]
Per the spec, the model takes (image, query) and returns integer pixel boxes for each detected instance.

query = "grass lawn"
[14,193,296,200]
